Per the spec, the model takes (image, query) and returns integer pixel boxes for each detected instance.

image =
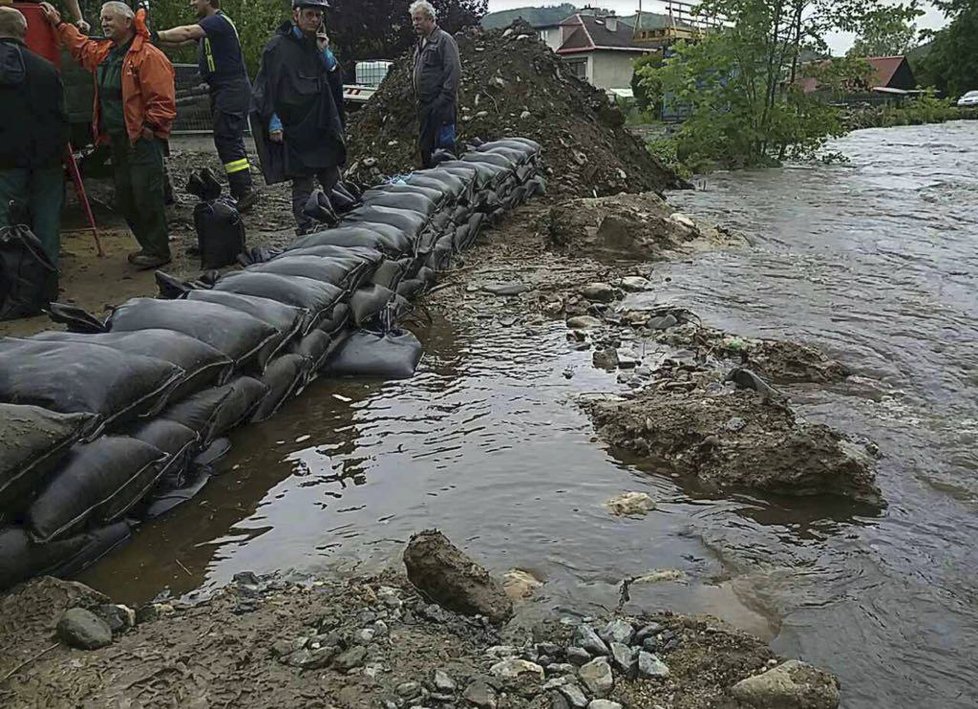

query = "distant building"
[801,55,918,95]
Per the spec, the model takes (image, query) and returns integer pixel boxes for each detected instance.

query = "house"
[548,12,656,91]
[801,55,918,95]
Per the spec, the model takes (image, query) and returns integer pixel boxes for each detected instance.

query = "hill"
[481,4,579,29]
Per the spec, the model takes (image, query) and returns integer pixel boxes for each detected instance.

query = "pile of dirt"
[346,22,686,197]
[545,191,731,260]
[583,386,883,507]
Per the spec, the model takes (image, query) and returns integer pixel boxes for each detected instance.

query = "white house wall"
[588,50,643,91]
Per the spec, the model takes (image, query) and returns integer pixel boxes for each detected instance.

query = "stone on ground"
[57,607,113,650]
[730,660,840,709]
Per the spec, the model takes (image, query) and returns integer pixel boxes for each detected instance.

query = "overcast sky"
[485,1,949,55]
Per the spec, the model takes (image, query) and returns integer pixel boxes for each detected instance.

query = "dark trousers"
[0,166,64,267]
[292,166,341,233]
[110,135,170,259]
[418,100,455,169]
[211,80,253,199]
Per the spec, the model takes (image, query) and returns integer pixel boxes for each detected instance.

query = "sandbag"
[405,170,470,203]
[325,328,423,380]
[185,290,307,365]
[290,330,332,372]
[0,225,58,321]
[194,197,246,269]
[361,190,439,217]
[142,465,211,521]
[161,376,268,442]
[211,272,344,331]
[107,298,279,370]
[46,302,106,333]
[396,277,426,300]
[252,354,308,422]
[289,224,414,257]
[367,182,446,207]
[0,521,131,592]
[342,205,429,239]
[286,244,386,268]
[370,258,409,290]
[428,233,456,271]
[319,302,350,336]
[253,254,367,290]
[0,339,184,435]
[128,418,199,492]
[32,329,234,401]
[0,405,97,523]
[28,436,168,543]
[349,284,398,327]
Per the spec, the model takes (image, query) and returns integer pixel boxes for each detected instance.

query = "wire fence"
[173,64,216,134]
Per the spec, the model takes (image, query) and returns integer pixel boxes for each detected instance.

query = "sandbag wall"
[0,139,544,592]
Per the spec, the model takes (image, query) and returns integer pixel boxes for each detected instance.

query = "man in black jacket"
[0,6,68,267]
[410,0,460,168]
[251,0,345,234]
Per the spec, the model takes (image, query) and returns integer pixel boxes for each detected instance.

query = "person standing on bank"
[410,0,460,169]
[0,6,69,268]
[251,0,345,234]
[153,0,259,212]
[40,0,176,269]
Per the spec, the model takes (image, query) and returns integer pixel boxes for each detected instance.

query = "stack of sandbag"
[0,138,543,592]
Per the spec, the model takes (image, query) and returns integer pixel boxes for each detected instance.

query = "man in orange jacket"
[40,0,176,269]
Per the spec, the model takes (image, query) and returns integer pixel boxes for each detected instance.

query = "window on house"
[563,57,587,79]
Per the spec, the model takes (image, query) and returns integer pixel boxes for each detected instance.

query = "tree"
[636,0,920,169]
[848,8,920,58]
[914,0,978,96]
[631,52,664,113]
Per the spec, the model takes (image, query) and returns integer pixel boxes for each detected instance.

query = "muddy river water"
[80,122,977,708]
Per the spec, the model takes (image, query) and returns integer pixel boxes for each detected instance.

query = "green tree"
[631,52,663,113]
[915,0,978,97]
[637,0,919,169]
[847,8,920,57]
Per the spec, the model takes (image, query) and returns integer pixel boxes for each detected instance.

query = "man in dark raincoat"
[251,0,345,234]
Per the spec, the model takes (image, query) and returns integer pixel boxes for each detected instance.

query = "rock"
[647,314,678,330]
[572,625,609,657]
[483,282,530,296]
[637,651,670,678]
[538,642,561,657]
[603,492,655,517]
[433,669,457,692]
[581,283,619,303]
[588,702,622,709]
[551,693,571,709]
[403,530,513,624]
[486,645,520,659]
[616,349,640,369]
[599,618,634,646]
[635,622,664,643]
[354,628,375,644]
[57,608,113,650]
[566,646,592,666]
[730,660,840,709]
[578,657,613,698]
[521,110,532,119]
[619,276,652,292]
[592,348,619,370]
[670,212,696,229]
[332,645,367,671]
[373,620,390,638]
[289,646,335,669]
[547,663,576,675]
[502,568,544,601]
[567,315,603,330]
[725,367,784,401]
[634,570,687,585]
[463,679,497,708]
[726,416,747,432]
[609,642,634,673]
[559,684,589,708]
[94,604,135,634]
[397,681,422,698]
[490,658,545,680]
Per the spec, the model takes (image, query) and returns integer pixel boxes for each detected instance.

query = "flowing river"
[81,121,978,708]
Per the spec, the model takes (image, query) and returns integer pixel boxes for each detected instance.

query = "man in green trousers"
[0,6,69,268]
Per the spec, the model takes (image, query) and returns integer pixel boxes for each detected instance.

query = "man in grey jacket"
[410,0,460,168]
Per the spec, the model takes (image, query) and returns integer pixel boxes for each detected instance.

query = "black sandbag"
[161,376,268,442]
[436,161,493,190]
[463,152,518,173]
[212,272,344,331]
[28,436,168,543]
[0,226,58,321]
[286,244,385,268]
[46,302,106,333]
[319,302,350,336]
[0,521,131,592]
[142,465,211,521]
[0,405,97,523]
[253,254,366,289]
[396,278,426,300]
[0,339,184,435]
[453,224,472,251]
[252,354,309,422]
[428,233,456,271]
[361,190,439,217]
[128,418,199,492]
[290,329,332,372]
[185,290,307,365]
[107,298,279,370]
[366,182,446,206]
[32,329,234,401]
[289,223,412,257]
[325,328,423,380]
[527,175,547,196]
[370,258,410,290]
[349,284,397,327]
[342,205,429,239]
[405,170,470,202]
[194,197,246,269]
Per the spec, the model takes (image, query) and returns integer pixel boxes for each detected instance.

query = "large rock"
[403,530,513,624]
[730,660,840,709]
[603,492,655,517]
[57,608,113,650]
[578,657,613,698]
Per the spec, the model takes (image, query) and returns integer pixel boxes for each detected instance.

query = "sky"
[485,0,950,55]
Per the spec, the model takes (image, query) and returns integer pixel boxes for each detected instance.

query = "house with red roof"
[800,55,918,95]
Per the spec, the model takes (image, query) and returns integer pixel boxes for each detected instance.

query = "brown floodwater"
[81,121,978,708]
